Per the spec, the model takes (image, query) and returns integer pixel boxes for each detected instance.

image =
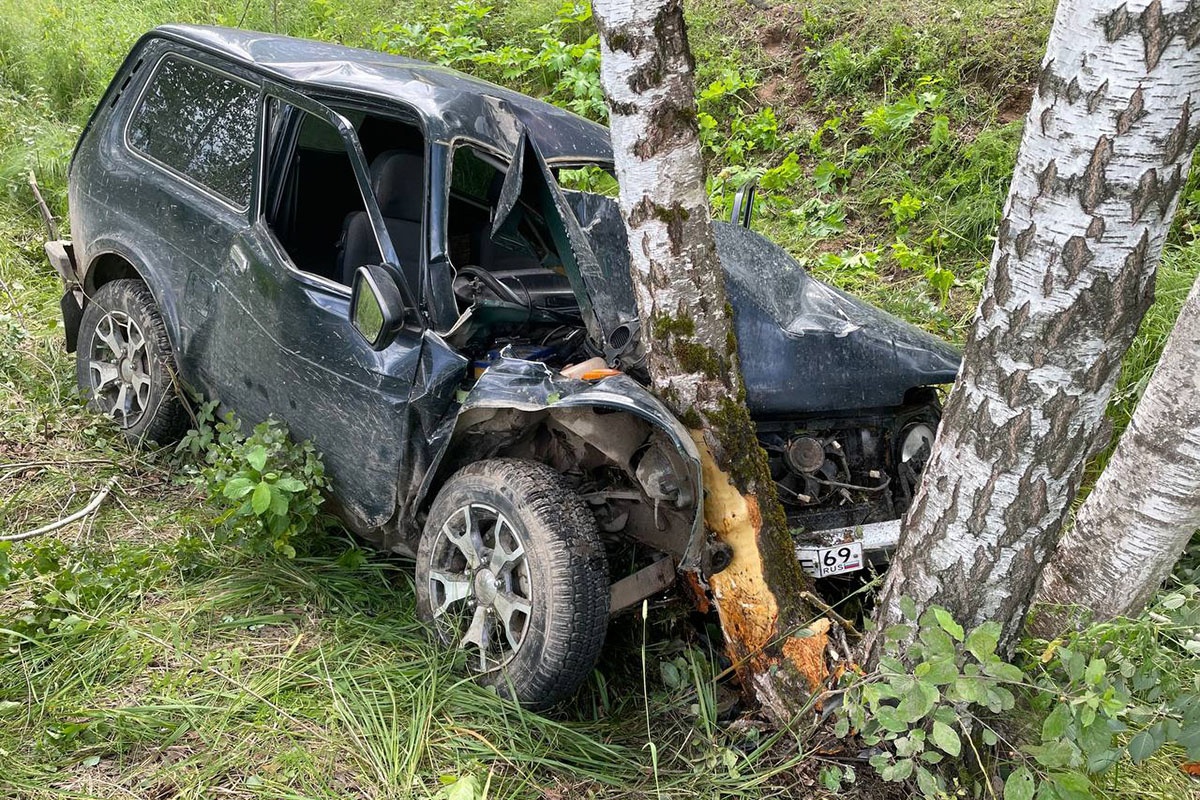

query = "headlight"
[899,422,936,463]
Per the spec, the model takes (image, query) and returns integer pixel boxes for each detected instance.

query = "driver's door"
[204,86,425,535]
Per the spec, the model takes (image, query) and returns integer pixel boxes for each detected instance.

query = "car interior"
[263,101,592,366]
[265,105,425,294]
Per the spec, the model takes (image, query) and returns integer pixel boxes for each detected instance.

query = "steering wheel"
[454,265,527,307]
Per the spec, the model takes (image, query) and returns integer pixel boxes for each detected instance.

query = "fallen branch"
[0,477,117,542]
[801,590,861,639]
[27,169,59,241]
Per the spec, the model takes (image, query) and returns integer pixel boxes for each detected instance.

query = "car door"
[110,47,262,385]
[204,84,426,536]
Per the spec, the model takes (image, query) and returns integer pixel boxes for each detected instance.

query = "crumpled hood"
[565,193,961,416]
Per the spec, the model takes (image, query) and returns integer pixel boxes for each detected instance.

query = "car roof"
[149,24,614,165]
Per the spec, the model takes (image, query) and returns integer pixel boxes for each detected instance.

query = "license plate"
[798,542,865,578]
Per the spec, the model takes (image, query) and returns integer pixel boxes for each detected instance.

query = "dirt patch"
[998,86,1034,124]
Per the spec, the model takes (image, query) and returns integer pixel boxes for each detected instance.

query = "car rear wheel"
[75,279,188,445]
[415,458,609,708]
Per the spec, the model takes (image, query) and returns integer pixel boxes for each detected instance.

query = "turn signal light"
[580,368,621,381]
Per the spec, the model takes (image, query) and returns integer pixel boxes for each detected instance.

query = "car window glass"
[127,56,259,209]
[264,103,424,293]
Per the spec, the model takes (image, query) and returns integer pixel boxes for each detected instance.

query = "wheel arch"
[411,392,708,575]
[80,246,185,363]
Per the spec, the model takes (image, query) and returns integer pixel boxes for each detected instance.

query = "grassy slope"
[0,0,1197,797]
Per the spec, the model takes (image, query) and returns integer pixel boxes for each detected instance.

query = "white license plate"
[798,542,865,578]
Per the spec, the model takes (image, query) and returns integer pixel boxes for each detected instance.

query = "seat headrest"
[369,149,424,221]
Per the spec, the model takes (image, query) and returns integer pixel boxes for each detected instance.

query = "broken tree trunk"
[1034,269,1200,632]
[864,0,1200,661]
[592,0,823,720]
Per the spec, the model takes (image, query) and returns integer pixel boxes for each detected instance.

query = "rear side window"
[126,55,259,209]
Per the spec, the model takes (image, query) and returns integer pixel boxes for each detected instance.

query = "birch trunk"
[865,0,1200,660]
[592,0,823,721]
[1034,271,1200,631]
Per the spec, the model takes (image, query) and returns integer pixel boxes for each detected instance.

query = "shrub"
[177,401,329,558]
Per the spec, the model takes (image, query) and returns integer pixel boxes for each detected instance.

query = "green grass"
[1,0,1199,797]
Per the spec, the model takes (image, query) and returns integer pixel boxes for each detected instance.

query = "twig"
[801,590,861,639]
[0,458,117,472]
[0,477,117,542]
[27,170,59,241]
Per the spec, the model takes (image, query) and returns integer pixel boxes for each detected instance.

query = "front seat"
[338,149,424,291]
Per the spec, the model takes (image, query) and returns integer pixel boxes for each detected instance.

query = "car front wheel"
[415,458,609,708]
[75,279,188,444]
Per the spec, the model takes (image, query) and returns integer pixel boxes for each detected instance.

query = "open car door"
[490,131,640,366]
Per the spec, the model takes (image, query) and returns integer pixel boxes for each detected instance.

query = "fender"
[406,355,709,573]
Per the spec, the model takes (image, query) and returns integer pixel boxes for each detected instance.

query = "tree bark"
[592,0,822,720]
[1034,270,1200,632]
[864,0,1200,661]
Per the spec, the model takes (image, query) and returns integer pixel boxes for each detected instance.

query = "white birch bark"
[1035,271,1200,629]
[866,0,1200,659]
[593,0,823,719]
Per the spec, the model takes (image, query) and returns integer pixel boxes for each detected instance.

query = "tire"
[416,458,609,708]
[75,279,188,445]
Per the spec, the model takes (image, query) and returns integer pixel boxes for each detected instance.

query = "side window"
[264,101,425,290]
[127,55,259,209]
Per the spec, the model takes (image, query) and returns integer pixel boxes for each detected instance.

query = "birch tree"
[866,0,1200,661]
[592,0,823,720]
[1034,271,1200,631]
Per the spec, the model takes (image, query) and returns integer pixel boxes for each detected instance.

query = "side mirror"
[731,178,757,229]
[350,264,406,350]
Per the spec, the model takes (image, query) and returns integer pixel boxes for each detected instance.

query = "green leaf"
[891,758,914,781]
[900,596,918,621]
[1042,703,1072,741]
[895,681,939,723]
[251,482,272,515]
[915,657,959,686]
[820,765,842,792]
[1003,767,1035,800]
[1126,730,1159,764]
[932,608,964,641]
[222,477,255,499]
[269,490,289,518]
[245,445,268,472]
[1050,771,1091,800]
[965,621,1001,662]
[916,765,940,797]
[983,659,1026,683]
[274,476,307,493]
[876,706,909,733]
[1084,658,1107,687]
[931,720,961,757]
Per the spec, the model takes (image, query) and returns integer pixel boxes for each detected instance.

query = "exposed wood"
[594,0,820,721]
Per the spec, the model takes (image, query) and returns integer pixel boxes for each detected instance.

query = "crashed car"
[46,25,960,705]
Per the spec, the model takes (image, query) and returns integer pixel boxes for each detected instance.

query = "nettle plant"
[836,593,1200,800]
[178,400,328,558]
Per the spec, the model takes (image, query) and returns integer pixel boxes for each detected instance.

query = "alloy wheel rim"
[427,503,533,673]
[88,311,151,427]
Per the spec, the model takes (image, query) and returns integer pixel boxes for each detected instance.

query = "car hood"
[500,135,961,416]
